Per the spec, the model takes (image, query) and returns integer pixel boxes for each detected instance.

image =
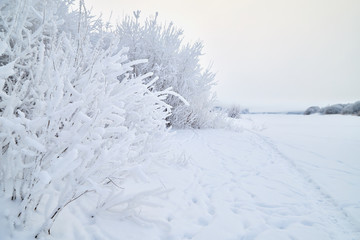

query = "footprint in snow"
[301,220,314,226]
[207,206,215,216]
[183,233,193,239]
[167,215,173,222]
[197,217,209,226]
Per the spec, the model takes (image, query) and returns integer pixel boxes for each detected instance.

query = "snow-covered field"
[249,114,360,230]
[1,114,359,240]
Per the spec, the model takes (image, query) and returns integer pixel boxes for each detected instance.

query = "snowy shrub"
[0,0,170,237]
[115,12,216,128]
[227,105,248,119]
[304,106,320,115]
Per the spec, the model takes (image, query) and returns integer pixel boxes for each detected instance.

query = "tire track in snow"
[246,129,360,237]
[168,129,360,239]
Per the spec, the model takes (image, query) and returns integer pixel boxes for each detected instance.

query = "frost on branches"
[116,11,216,128]
[0,0,170,237]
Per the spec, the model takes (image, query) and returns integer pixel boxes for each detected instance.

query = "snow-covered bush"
[115,12,216,128]
[304,106,320,115]
[227,105,248,119]
[0,0,170,237]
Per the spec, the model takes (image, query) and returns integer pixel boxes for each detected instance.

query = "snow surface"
[1,114,359,239]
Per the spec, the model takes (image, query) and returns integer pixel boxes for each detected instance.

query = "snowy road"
[48,115,360,239]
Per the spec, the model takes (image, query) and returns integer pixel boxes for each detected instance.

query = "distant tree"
[321,104,344,114]
[304,106,320,115]
[352,101,360,115]
[304,101,360,116]
[341,101,360,115]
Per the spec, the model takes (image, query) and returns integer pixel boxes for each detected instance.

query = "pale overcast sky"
[84,0,360,111]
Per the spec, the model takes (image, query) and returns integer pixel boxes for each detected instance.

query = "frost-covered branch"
[0,0,170,237]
